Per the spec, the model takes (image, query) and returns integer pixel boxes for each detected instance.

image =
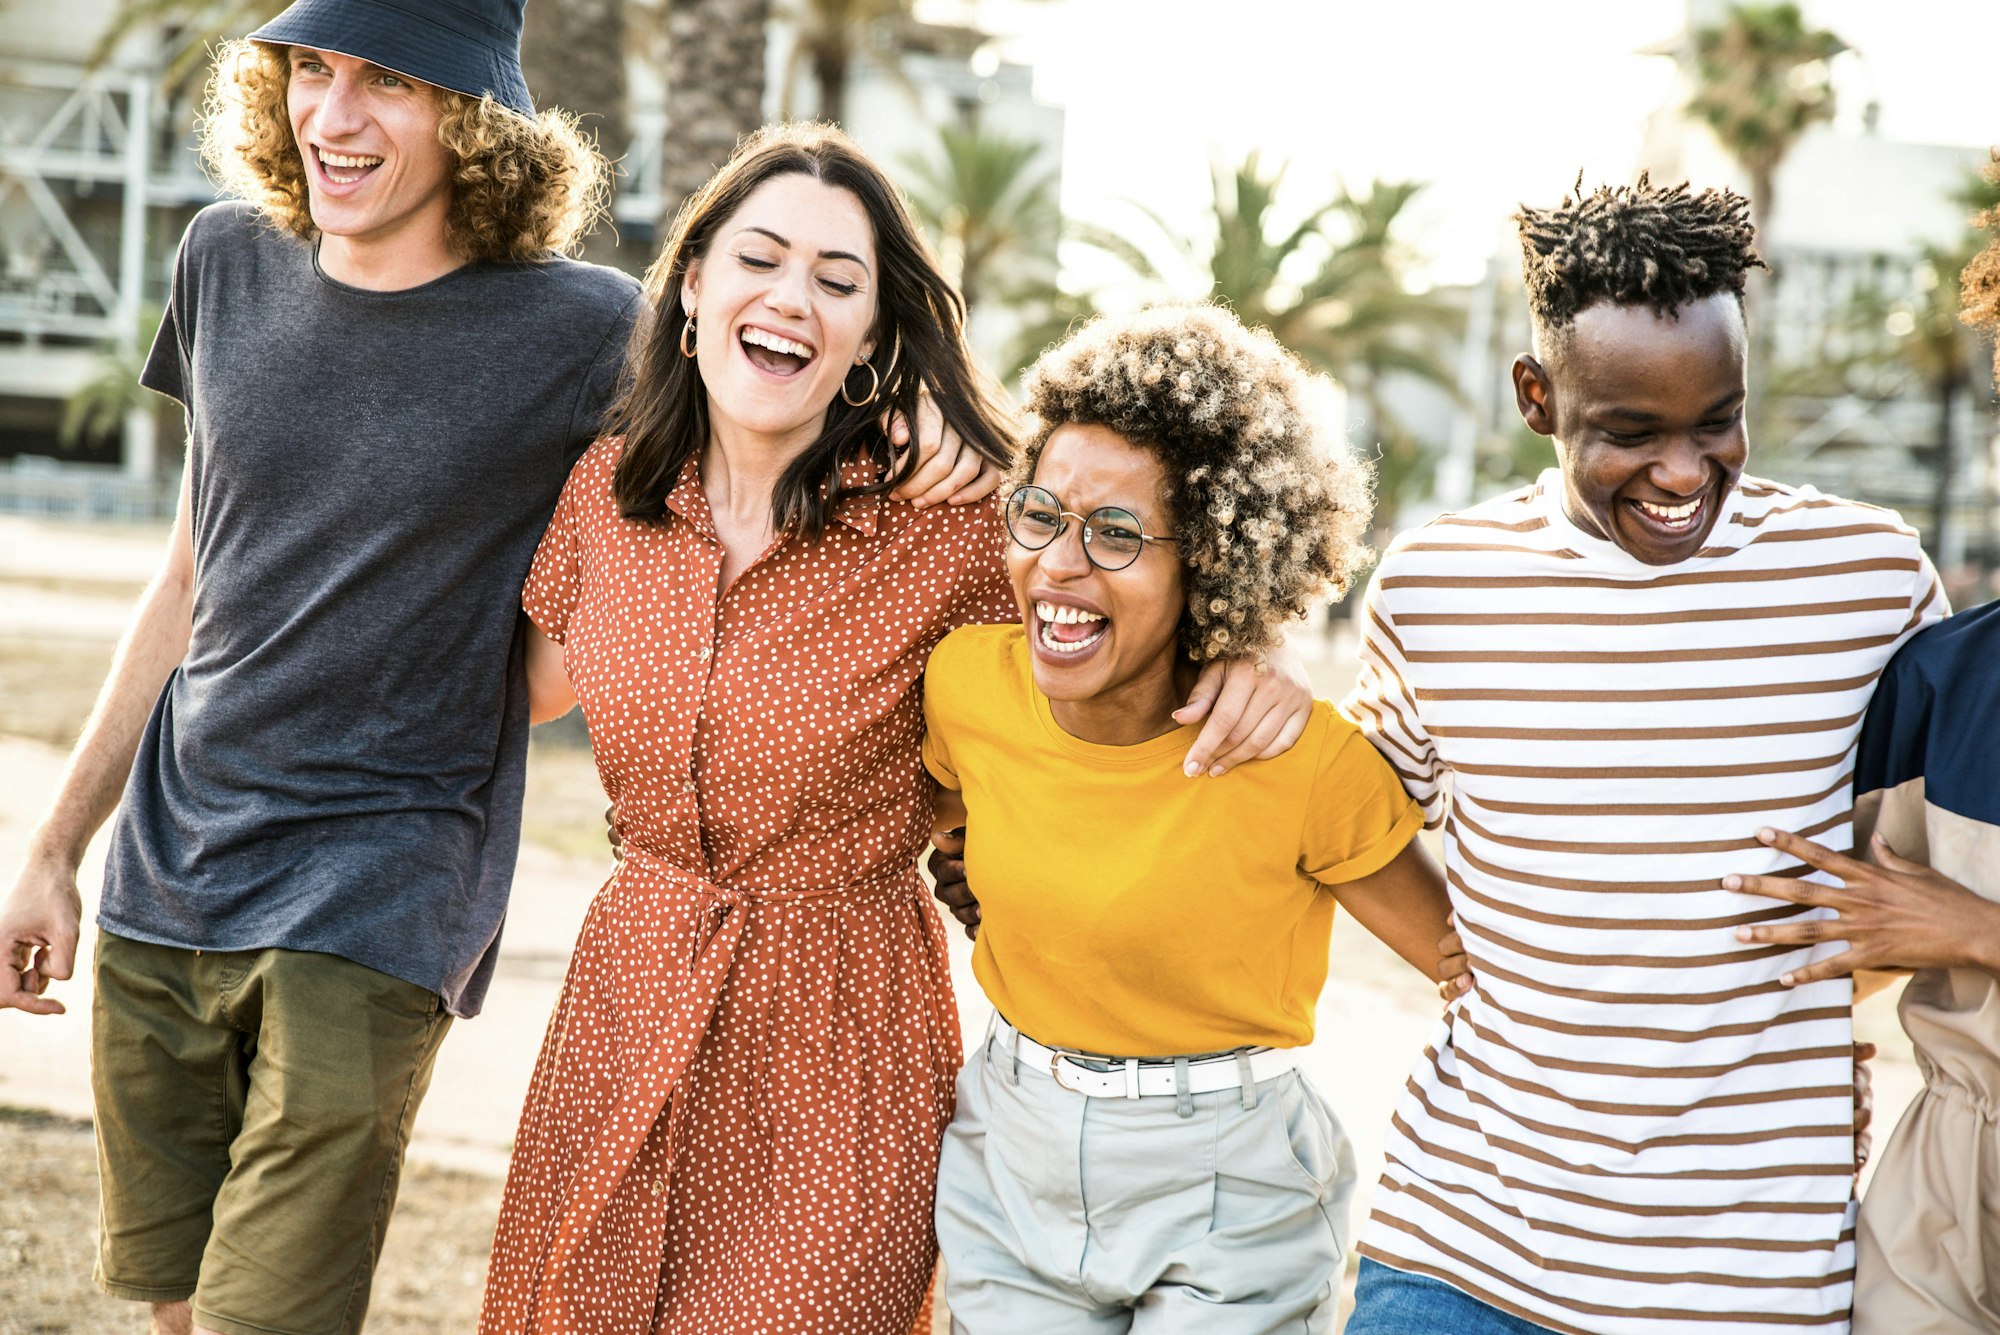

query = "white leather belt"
[993,1017,1301,1099]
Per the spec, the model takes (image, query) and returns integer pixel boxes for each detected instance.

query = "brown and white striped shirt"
[1342,471,1944,1335]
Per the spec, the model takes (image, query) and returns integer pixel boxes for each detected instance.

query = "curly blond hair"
[197,40,608,263]
[1964,151,2000,381]
[1015,304,1374,662]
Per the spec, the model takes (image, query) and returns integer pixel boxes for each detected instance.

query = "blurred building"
[0,0,211,514]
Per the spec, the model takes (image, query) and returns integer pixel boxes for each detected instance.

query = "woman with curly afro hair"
[920,304,1460,1333]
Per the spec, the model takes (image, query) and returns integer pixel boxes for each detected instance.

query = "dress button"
[697,645,713,662]
[650,1178,665,1195]
[684,780,697,795]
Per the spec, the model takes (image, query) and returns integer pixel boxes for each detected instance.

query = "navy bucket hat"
[249,0,535,118]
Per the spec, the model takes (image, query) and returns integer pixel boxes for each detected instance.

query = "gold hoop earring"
[841,357,880,407]
[679,316,697,359]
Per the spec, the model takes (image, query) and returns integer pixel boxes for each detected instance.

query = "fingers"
[1252,703,1311,763]
[933,882,978,912]
[1722,872,1838,905]
[932,826,966,856]
[43,933,75,983]
[1853,1041,1878,1063]
[0,959,67,1016]
[1868,832,1923,875]
[946,459,1006,507]
[1779,949,1866,987]
[1178,660,1254,777]
[1736,917,1836,946]
[1755,827,1864,881]
[1173,664,1219,726]
[889,394,952,504]
[1437,928,1465,958]
[906,438,983,510]
[1202,697,1289,776]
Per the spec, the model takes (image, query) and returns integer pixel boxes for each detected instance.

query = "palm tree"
[1682,3,1846,432]
[777,0,912,126]
[62,307,164,450]
[659,0,771,215]
[1084,156,1460,514]
[901,122,1058,317]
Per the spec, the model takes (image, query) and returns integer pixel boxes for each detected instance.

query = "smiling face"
[285,47,455,257]
[1007,424,1188,731]
[681,174,879,452]
[1515,292,1749,565]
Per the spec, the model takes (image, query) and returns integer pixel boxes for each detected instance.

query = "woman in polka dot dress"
[477,124,1314,1335]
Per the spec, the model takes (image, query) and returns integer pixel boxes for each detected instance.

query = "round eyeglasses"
[1004,484,1178,572]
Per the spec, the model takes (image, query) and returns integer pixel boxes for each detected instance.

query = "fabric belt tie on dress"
[535,850,918,1288]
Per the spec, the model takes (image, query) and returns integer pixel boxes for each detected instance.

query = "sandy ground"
[0,514,1926,1331]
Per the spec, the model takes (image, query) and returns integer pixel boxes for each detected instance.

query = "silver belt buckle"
[1048,1052,1085,1093]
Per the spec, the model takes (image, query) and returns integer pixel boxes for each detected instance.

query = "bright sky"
[950,0,2000,286]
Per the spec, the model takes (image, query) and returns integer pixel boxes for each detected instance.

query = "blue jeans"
[1344,1260,1559,1335]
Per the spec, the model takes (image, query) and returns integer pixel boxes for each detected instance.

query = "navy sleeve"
[1854,633,1936,798]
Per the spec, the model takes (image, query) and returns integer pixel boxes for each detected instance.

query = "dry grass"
[0,1108,499,1335]
[0,641,113,749]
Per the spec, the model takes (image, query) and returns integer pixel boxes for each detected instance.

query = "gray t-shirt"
[104,201,641,1016]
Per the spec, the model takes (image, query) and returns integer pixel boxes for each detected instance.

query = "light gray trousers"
[937,1022,1357,1334]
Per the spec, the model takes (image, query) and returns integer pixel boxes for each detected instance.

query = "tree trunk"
[812,45,850,126]
[661,0,771,223]
[520,0,630,262]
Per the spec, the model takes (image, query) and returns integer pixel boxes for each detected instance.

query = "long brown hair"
[609,122,1014,535]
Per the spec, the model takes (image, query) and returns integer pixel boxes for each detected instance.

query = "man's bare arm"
[0,466,196,1014]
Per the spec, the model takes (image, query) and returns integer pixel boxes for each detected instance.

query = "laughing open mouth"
[314,146,384,185]
[1628,494,1705,534]
[1036,599,1108,655]
[740,326,816,377]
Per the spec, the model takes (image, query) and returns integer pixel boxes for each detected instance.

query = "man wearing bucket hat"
[0,4,991,1334]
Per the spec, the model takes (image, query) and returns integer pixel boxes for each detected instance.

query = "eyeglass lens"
[1006,486,1149,570]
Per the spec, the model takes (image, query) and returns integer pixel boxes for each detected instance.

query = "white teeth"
[1035,600,1108,655]
[1035,600,1105,626]
[319,150,383,168]
[1637,497,1702,525]
[1038,621,1106,654]
[740,327,815,360]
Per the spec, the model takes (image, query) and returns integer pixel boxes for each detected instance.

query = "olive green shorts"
[91,930,452,1335]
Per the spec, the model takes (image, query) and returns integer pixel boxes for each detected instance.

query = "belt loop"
[1123,1058,1140,1100]
[1236,1051,1258,1109]
[1005,1020,1021,1086]
[1174,1057,1193,1119]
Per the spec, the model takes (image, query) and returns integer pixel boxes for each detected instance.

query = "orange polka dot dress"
[479,440,1013,1334]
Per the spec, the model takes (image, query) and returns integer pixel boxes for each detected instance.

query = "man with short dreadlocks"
[1340,177,1944,1334]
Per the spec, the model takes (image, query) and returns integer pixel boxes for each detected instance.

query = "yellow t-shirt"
[922,623,1422,1057]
